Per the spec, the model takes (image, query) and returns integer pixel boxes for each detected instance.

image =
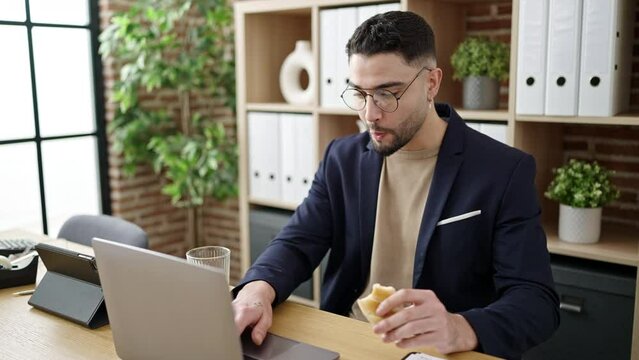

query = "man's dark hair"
[346,11,436,66]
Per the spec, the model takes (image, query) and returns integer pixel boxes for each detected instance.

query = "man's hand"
[372,289,478,354]
[232,280,276,345]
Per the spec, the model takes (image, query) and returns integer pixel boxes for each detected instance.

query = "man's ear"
[427,67,443,101]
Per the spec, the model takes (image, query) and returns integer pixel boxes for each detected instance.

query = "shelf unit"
[235,1,639,356]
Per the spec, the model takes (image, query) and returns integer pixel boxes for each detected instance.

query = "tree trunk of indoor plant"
[558,204,602,244]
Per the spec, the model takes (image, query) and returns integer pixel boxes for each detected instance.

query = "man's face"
[348,53,430,156]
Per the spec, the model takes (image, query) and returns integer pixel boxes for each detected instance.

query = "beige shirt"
[351,147,439,321]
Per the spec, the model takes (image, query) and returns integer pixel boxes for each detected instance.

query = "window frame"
[0,0,111,234]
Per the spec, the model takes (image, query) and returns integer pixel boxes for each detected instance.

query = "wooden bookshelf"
[236,1,639,357]
[517,113,639,126]
[457,109,510,122]
[545,223,639,267]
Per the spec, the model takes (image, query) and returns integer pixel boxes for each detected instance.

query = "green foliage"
[149,122,238,206]
[450,37,510,81]
[100,0,237,207]
[545,159,620,208]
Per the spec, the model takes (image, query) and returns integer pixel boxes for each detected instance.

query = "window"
[0,0,110,236]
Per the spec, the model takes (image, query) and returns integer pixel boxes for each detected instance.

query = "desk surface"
[0,229,494,360]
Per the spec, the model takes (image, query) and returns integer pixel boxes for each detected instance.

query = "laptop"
[92,238,339,360]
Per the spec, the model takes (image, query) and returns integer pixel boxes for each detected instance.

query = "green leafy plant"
[545,159,620,208]
[99,0,237,246]
[450,37,510,81]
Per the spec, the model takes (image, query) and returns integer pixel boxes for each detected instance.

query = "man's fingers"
[381,317,440,343]
[377,288,435,316]
[251,302,272,345]
[394,331,438,349]
[376,289,411,317]
[373,303,422,334]
[233,301,263,336]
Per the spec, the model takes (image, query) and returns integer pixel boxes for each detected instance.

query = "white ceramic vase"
[279,40,315,105]
[558,204,602,244]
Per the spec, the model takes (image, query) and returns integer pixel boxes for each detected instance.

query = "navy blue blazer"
[236,104,559,359]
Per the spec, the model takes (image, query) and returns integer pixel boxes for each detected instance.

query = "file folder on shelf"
[375,2,400,14]
[248,112,281,201]
[320,9,340,107]
[279,113,317,205]
[516,0,549,115]
[545,0,583,116]
[356,4,378,26]
[336,7,358,109]
[279,113,299,204]
[578,0,633,117]
[356,3,401,28]
[479,123,508,144]
[293,114,317,203]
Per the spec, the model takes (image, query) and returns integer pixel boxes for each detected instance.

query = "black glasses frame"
[340,67,432,113]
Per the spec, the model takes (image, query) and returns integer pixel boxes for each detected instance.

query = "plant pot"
[462,76,499,110]
[279,40,315,105]
[558,204,602,244]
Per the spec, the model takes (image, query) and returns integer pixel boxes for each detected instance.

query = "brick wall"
[465,2,512,109]
[465,2,639,229]
[99,0,242,283]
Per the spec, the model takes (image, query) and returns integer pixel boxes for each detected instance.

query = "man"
[233,11,559,359]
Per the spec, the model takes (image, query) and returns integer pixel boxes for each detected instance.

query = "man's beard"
[369,115,425,156]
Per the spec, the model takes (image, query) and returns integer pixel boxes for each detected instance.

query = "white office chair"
[57,214,148,249]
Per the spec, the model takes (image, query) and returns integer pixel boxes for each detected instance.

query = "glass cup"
[186,246,230,284]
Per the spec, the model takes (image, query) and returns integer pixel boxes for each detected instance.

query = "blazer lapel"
[413,105,465,287]
[359,141,383,281]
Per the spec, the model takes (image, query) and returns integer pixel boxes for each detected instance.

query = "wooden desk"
[0,230,494,360]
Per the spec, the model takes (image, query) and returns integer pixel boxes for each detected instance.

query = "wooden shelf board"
[516,113,639,126]
[545,223,639,267]
[456,109,509,122]
[317,107,359,116]
[237,0,397,14]
[246,103,315,113]
[236,1,312,14]
[249,197,299,211]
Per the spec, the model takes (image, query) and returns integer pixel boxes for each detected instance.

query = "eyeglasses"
[340,67,432,113]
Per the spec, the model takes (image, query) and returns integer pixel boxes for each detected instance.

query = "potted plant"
[545,159,620,244]
[450,37,509,110]
[99,0,238,248]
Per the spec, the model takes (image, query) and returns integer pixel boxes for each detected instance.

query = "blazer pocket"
[436,210,481,226]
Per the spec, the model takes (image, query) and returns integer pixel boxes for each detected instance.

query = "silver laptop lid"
[92,237,242,360]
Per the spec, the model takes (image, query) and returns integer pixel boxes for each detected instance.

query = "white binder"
[336,7,358,109]
[357,4,378,26]
[545,0,583,116]
[248,112,265,199]
[279,114,298,204]
[294,114,317,203]
[479,123,508,144]
[247,112,281,201]
[320,8,340,107]
[376,2,400,13]
[357,3,400,27]
[578,0,633,116]
[466,122,481,131]
[516,0,549,115]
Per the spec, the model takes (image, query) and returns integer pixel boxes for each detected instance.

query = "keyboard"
[0,239,37,256]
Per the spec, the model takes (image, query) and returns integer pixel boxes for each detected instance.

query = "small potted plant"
[545,159,620,244]
[450,37,509,110]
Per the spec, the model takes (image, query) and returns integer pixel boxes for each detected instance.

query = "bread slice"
[356,283,396,324]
